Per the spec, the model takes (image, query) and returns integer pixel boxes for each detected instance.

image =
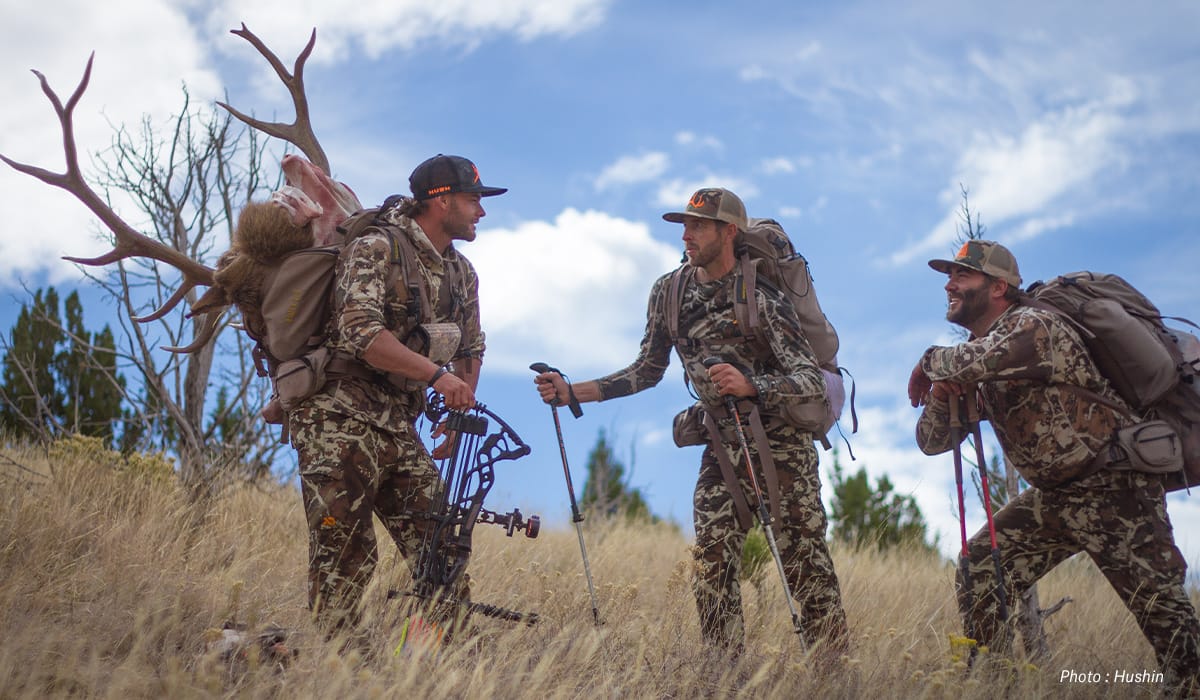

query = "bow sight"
[391,391,540,627]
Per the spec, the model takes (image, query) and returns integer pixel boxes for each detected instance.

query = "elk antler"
[218,25,330,175]
[0,54,221,349]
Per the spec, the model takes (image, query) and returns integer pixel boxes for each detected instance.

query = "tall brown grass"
[0,436,1192,698]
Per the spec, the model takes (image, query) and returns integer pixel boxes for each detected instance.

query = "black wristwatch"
[428,365,450,385]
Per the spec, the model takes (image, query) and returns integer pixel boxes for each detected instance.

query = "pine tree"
[828,450,934,551]
[1,287,125,445]
[581,429,655,522]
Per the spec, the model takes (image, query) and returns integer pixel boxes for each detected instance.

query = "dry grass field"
[0,436,1193,698]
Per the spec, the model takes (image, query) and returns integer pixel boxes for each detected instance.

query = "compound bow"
[388,391,541,626]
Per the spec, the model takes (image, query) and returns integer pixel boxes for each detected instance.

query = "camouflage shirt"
[916,303,1134,488]
[596,266,826,420]
[310,216,484,427]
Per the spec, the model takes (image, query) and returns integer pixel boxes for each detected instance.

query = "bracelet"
[428,365,450,385]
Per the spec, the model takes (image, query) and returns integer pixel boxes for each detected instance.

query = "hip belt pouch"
[672,402,708,447]
[274,346,333,411]
[1112,420,1184,474]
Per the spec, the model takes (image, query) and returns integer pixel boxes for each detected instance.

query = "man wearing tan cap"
[534,187,849,658]
[908,240,1199,693]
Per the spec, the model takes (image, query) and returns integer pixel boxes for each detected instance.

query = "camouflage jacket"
[596,266,826,422]
[916,303,1134,489]
[307,215,484,428]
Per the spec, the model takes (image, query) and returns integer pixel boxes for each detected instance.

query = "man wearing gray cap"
[289,154,506,644]
[908,240,1199,693]
[534,187,849,658]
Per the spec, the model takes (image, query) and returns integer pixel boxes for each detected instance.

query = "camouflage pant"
[958,468,1199,691]
[694,432,849,653]
[290,403,463,635]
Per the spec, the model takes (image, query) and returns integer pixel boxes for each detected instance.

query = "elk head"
[0,25,358,353]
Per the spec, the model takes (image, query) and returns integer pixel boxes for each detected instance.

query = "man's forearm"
[569,379,602,404]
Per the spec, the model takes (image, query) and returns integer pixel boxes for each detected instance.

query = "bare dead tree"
[85,91,289,486]
[955,183,986,243]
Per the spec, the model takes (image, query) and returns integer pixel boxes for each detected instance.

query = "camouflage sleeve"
[595,274,674,400]
[750,287,827,413]
[920,310,1051,385]
[455,254,486,361]
[335,234,394,358]
[915,395,956,455]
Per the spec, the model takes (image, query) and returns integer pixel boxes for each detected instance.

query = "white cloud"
[886,95,1127,267]
[739,64,767,81]
[674,131,724,150]
[594,152,669,191]
[761,157,797,175]
[464,208,681,374]
[206,0,611,62]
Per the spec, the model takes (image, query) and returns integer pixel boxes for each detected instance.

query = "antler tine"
[0,55,221,349]
[133,281,200,323]
[218,24,331,175]
[163,313,222,353]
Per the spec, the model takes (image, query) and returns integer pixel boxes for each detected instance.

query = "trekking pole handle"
[963,383,981,426]
[530,362,583,418]
[948,390,964,430]
[703,356,744,417]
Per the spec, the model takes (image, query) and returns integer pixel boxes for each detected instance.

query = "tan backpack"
[231,196,448,415]
[1023,271,1200,491]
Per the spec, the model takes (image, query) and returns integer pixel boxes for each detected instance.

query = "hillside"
[0,437,1187,698]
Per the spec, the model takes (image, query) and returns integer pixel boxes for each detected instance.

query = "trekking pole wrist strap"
[566,383,584,419]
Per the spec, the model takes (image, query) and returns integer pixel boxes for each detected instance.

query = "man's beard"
[687,238,721,269]
[946,284,989,327]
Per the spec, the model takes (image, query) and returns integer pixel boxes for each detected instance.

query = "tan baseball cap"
[662,188,748,231]
[928,240,1022,288]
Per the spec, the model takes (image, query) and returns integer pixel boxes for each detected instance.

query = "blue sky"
[2,1,1199,578]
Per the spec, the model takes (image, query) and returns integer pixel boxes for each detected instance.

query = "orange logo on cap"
[689,190,715,210]
[471,164,481,184]
[956,242,971,259]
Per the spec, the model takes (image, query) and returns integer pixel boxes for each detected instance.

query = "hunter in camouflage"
[289,155,505,640]
[535,188,849,655]
[909,240,1199,694]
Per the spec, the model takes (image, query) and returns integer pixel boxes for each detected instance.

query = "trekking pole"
[529,362,601,626]
[948,392,977,663]
[702,357,803,636]
[964,386,1009,624]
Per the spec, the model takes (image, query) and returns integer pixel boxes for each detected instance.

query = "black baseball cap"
[409,154,507,201]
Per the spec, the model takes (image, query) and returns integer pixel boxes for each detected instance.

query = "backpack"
[1022,271,1200,492]
[227,196,443,417]
[664,217,854,448]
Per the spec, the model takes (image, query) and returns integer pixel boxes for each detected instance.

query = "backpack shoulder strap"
[665,265,691,344]
[337,211,431,328]
[377,225,430,324]
[734,255,760,341]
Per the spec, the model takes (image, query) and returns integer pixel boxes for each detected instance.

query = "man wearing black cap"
[534,187,850,658]
[908,241,1199,693]
[288,154,506,644]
